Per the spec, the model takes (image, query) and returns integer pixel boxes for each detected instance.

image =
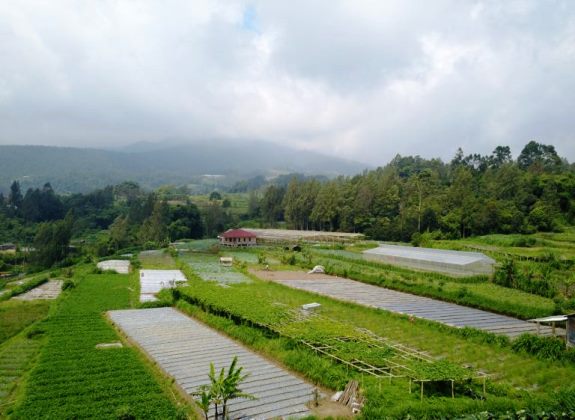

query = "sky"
[0,0,574,166]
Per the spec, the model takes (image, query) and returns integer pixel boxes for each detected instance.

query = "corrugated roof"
[220,229,257,239]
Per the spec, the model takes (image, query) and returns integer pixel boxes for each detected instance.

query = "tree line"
[247,141,574,241]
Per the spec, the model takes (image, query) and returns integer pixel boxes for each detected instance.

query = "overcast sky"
[0,0,574,165]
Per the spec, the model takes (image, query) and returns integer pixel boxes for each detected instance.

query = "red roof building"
[218,229,257,247]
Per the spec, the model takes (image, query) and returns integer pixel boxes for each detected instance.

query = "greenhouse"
[96,260,130,274]
[363,244,495,276]
[139,269,187,302]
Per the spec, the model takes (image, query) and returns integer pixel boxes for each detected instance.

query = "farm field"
[109,307,316,419]
[180,253,251,284]
[0,300,50,345]
[9,269,183,419]
[139,249,178,269]
[0,336,43,416]
[300,249,558,319]
[255,270,555,337]
[188,193,250,217]
[173,252,575,418]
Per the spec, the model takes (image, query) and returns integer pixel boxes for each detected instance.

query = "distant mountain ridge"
[0,142,369,193]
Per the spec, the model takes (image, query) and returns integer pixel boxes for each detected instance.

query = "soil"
[250,269,342,282]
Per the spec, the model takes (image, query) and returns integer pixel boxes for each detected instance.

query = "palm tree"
[220,356,256,419]
[192,384,212,420]
[208,362,224,419]
[195,357,256,419]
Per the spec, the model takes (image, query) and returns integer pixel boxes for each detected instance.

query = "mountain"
[0,141,369,193]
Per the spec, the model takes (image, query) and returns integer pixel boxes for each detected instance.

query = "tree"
[109,215,131,250]
[517,141,562,171]
[209,191,222,201]
[261,185,285,226]
[8,180,23,213]
[139,200,170,245]
[489,146,512,168]
[32,211,74,268]
[169,202,204,240]
[205,356,255,420]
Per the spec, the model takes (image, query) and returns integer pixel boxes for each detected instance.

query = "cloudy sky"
[0,0,574,165]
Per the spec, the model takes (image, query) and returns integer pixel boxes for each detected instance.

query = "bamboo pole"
[420,381,424,401]
[451,380,454,398]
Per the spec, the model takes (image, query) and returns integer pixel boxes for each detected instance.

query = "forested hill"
[254,142,575,240]
[0,142,368,193]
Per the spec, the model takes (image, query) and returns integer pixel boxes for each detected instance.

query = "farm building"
[363,244,495,276]
[0,243,16,253]
[218,229,257,247]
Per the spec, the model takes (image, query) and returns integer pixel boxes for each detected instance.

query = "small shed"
[219,257,233,266]
[218,229,257,247]
[568,313,575,348]
[529,313,575,348]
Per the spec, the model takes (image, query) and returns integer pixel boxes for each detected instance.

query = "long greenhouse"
[363,244,495,276]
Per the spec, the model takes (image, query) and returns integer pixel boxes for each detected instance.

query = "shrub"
[61,279,76,291]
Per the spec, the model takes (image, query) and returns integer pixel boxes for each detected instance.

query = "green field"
[285,249,557,319]
[138,249,178,269]
[0,336,43,416]
[170,255,575,418]
[0,300,50,346]
[180,253,251,284]
[9,269,182,419]
[188,193,249,217]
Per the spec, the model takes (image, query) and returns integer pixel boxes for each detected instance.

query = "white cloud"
[0,0,574,164]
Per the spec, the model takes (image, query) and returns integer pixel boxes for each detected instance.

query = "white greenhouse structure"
[363,244,495,276]
[139,269,187,302]
[97,260,131,274]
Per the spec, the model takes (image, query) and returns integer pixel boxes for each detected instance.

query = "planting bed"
[302,251,556,319]
[181,253,251,284]
[109,307,315,419]
[0,336,42,415]
[12,280,63,301]
[253,270,557,338]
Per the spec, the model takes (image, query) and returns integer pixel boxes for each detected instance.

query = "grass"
[8,268,183,419]
[0,300,50,345]
[171,256,575,418]
[138,249,178,269]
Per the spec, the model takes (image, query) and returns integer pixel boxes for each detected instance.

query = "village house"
[218,229,257,247]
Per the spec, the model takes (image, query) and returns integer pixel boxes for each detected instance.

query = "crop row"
[292,251,555,319]
[181,253,251,284]
[176,265,473,383]
[10,271,180,419]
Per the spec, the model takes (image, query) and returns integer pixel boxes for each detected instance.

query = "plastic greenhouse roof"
[363,244,495,266]
[139,269,186,302]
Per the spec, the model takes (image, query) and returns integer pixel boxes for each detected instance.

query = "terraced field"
[10,271,180,419]
[0,336,42,416]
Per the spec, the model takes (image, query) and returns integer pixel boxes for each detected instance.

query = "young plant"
[205,356,256,419]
